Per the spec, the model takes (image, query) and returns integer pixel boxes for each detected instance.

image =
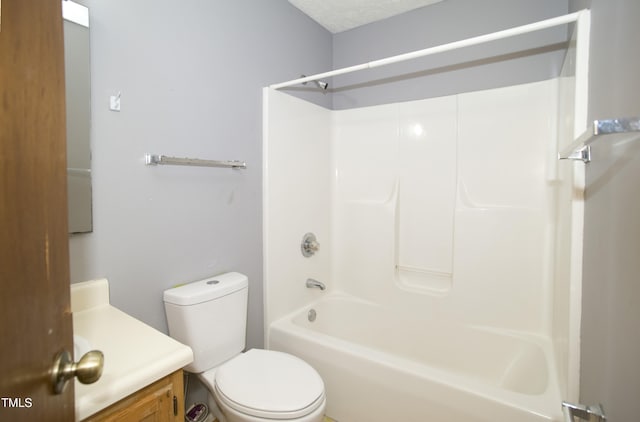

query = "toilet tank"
[163,272,248,373]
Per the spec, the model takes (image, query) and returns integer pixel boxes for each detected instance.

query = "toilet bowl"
[199,349,326,422]
[163,272,326,422]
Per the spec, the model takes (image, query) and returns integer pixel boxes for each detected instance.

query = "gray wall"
[329,0,569,109]
[569,0,640,421]
[68,0,332,351]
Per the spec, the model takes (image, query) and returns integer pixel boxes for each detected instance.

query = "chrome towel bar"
[562,401,606,422]
[145,154,246,169]
[558,116,640,163]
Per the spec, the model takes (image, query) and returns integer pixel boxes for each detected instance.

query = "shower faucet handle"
[301,233,319,257]
[306,239,319,251]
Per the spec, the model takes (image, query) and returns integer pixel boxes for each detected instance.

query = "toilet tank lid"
[163,272,248,306]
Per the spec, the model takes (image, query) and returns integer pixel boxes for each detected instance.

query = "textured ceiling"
[288,0,445,33]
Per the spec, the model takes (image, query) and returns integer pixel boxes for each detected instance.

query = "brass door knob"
[50,349,104,394]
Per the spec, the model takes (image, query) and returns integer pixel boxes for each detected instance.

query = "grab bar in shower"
[145,154,246,169]
[558,116,640,163]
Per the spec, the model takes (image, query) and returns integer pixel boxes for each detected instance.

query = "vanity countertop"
[71,279,193,421]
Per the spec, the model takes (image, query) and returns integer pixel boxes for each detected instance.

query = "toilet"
[163,272,326,422]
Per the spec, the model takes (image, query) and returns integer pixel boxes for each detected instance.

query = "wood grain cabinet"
[83,370,185,422]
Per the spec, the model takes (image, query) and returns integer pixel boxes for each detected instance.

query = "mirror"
[63,0,92,233]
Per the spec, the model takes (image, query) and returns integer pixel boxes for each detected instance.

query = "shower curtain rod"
[270,10,586,90]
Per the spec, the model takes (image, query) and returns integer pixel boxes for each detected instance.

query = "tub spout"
[306,278,325,290]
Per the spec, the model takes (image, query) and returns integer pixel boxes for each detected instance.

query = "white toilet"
[163,272,326,422]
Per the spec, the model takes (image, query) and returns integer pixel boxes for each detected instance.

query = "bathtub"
[268,294,564,422]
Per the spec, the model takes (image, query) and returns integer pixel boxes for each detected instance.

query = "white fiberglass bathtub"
[268,294,563,422]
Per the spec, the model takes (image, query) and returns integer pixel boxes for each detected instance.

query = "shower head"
[301,75,329,92]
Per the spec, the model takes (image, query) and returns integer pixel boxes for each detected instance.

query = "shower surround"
[263,77,581,421]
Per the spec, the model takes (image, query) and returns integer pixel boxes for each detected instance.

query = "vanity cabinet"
[83,370,184,422]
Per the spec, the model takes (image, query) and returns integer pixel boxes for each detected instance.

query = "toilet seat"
[212,349,325,420]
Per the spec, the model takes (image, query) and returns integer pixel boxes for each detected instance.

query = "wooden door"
[0,0,74,421]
